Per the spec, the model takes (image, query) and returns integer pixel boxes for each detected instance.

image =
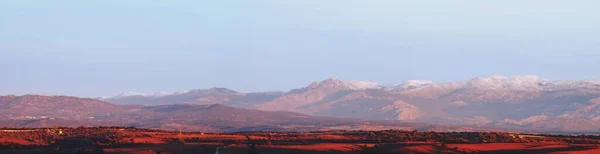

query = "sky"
[1,0,599,97]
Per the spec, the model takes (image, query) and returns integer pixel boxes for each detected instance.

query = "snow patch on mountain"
[466,75,551,90]
[120,91,149,97]
[384,80,434,92]
[546,80,600,91]
[346,80,381,90]
[404,80,434,87]
[461,75,600,91]
[152,91,172,97]
[309,78,380,90]
[172,90,191,95]
[100,91,176,100]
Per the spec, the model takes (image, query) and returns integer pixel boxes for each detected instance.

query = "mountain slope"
[256,78,386,112]
[0,95,124,120]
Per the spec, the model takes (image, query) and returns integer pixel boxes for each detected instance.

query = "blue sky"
[1,0,599,97]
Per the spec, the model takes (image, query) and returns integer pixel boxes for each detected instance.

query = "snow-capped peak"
[98,91,146,100]
[546,79,600,90]
[100,91,174,100]
[119,91,149,97]
[383,80,434,91]
[346,80,381,90]
[98,96,114,100]
[404,80,434,87]
[466,75,551,90]
[489,75,509,80]
[309,78,380,90]
[471,75,549,82]
[508,75,550,83]
[152,91,172,97]
[172,90,191,95]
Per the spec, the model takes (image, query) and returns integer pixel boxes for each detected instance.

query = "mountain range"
[98,75,600,132]
[0,95,485,132]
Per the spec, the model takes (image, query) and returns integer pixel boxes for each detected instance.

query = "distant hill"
[0,95,124,120]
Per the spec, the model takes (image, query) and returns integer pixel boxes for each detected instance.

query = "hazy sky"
[1,0,599,97]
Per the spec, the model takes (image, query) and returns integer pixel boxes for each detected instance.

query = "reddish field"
[1,127,600,154]
[447,143,599,153]
[96,143,600,154]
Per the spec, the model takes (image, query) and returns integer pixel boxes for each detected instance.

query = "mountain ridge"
[6,75,600,132]
[98,75,600,100]
[0,95,488,132]
[96,75,600,132]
